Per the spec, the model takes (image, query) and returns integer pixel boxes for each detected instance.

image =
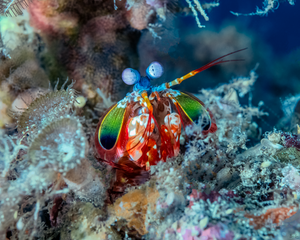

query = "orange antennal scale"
[166,48,247,88]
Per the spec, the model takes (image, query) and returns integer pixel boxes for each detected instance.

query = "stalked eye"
[122,68,140,85]
[146,61,163,79]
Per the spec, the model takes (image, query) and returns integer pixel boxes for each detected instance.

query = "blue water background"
[161,0,300,132]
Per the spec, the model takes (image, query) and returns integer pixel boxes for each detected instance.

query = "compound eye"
[146,61,163,79]
[122,68,140,85]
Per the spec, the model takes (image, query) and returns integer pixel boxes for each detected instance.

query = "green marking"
[174,92,211,130]
[99,105,126,150]
[175,93,206,122]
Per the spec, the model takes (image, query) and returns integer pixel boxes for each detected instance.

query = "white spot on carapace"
[129,129,136,136]
[153,145,157,149]
[132,150,142,160]
[140,137,144,143]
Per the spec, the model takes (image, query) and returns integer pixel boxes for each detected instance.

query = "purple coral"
[180,224,234,240]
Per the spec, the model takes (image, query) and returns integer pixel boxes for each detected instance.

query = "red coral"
[245,206,298,230]
[281,133,300,150]
[188,189,221,208]
[188,189,242,208]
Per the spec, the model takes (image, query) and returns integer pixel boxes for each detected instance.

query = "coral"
[0,89,12,127]
[68,13,134,100]
[281,165,300,195]
[63,158,107,206]
[0,10,34,50]
[245,205,298,230]
[28,0,78,38]
[153,189,239,240]
[26,0,142,101]
[1,67,300,239]
[3,60,298,239]
[126,0,154,30]
[110,186,160,235]
[231,0,295,16]
[59,201,122,240]
[185,0,210,28]
[0,47,49,97]
[281,132,300,149]
[0,81,105,239]
[275,146,300,164]
[278,94,300,132]
[0,132,27,178]
[0,148,61,238]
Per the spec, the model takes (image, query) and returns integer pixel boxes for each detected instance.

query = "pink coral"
[28,0,78,37]
[178,224,234,240]
[282,165,300,194]
[281,133,300,150]
[126,1,154,30]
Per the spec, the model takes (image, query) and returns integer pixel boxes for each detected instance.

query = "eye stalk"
[146,61,163,79]
[122,68,141,85]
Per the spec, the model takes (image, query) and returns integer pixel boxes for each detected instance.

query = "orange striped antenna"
[166,48,247,88]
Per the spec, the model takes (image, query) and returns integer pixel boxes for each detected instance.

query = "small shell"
[122,68,140,85]
[74,96,86,108]
[146,61,163,79]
